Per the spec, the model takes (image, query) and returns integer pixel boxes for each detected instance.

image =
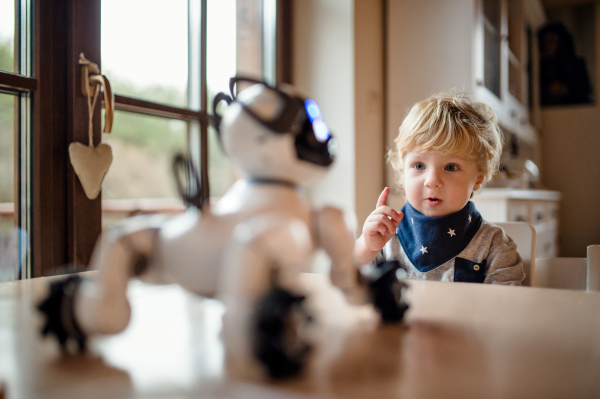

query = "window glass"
[208,125,234,198]
[483,0,501,31]
[262,0,277,85]
[206,0,236,198]
[101,0,189,108]
[207,0,236,111]
[509,57,522,102]
[0,93,17,282]
[101,111,187,228]
[0,93,14,225]
[236,0,263,78]
[0,1,15,73]
[484,24,502,97]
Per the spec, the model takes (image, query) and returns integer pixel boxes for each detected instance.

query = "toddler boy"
[355,93,525,284]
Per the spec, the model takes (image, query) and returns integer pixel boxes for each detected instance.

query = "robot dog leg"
[220,213,314,379]
[38,216,165,352]
[316,205,410,322]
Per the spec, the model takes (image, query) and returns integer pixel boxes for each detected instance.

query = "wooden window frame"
[0,72,36,92]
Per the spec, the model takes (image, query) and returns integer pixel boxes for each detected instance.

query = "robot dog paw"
[367,260,410,323]
[37,275,87,353]
[253,286,313,379]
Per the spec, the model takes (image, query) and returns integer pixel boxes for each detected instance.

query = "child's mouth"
[427,198,442,205]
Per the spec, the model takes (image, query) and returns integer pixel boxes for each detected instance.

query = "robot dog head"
[213,77,335,185]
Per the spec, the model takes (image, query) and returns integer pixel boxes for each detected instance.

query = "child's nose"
[424,169,443,188]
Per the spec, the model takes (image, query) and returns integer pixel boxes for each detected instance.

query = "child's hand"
[361,187,403,253]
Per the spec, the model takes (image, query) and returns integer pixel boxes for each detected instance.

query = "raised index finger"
[376,187,390,208]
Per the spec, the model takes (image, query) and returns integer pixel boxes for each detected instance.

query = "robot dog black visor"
[213,77,335,167]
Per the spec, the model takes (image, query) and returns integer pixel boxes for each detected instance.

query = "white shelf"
[475,188,561,201]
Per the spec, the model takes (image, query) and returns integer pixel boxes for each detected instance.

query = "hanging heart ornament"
[69,53,116,200]
[69,141,113,200]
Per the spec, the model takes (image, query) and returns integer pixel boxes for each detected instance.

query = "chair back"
[534,245,600,291]
[586,245,600,291]
[535,258,587,290]
[496,222,536,287]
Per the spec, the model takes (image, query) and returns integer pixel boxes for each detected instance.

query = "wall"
[540,3,600,257]
[541,106,600,256]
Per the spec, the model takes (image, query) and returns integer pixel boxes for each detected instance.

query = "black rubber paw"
[253,286,312,379]
[37,275,87,353]
[368,260,409,323]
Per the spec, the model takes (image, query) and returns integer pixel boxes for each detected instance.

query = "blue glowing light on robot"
[305,99,330,142]
[305,99,321,122]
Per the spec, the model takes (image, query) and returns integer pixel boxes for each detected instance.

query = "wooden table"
[1,272,599,399]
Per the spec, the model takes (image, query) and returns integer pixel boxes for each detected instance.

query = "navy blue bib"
[397,201,483,272]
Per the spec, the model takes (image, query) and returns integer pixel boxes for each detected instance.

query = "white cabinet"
[471,188,561,258]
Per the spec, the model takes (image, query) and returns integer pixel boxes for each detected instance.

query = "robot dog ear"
[229,76,272,100]
[212,92,233,146]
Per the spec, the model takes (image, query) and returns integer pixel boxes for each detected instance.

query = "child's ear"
[473,174,485,191]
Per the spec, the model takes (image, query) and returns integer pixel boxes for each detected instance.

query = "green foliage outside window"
[0,37,15,231]
[0,36,14,72]
[0,93,14,204]
[0,37,15,206]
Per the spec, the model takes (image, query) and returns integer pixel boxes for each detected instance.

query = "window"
[0,0,291,279]
[0,0,33,280]
[0,92,18,282]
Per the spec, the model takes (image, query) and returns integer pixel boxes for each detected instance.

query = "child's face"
[403,151,484,217]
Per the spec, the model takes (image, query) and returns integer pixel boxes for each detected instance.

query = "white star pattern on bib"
[448,228,456,237]
[420,246,428,255]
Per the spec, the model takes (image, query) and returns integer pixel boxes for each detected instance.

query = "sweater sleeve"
[369,248,386,268]
[483,228,525,285]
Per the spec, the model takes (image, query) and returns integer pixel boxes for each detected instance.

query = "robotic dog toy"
[38,77,408,379]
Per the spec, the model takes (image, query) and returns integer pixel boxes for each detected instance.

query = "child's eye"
[445,164,460,172]
[414,163,425,170]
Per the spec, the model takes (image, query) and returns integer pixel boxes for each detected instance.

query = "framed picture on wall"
[539,2,596,106]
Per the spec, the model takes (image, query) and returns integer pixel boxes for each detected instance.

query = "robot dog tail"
[172,154,205,209]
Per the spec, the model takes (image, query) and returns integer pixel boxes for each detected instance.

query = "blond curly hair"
[388,92,503,191]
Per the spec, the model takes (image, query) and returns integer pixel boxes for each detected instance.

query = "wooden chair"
[534,245,600,291]
[496,222,536,287]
